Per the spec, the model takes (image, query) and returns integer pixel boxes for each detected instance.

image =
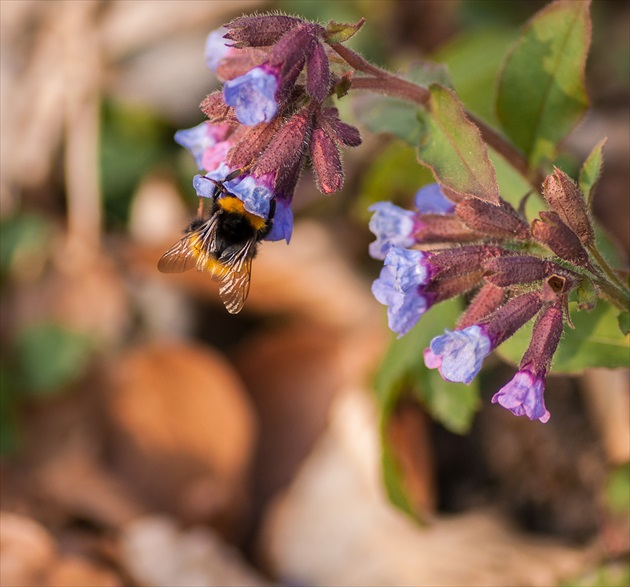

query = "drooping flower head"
[491,303,564,423]
[425,325,493,384]
[425,291,545,384]
[492,370,550,423]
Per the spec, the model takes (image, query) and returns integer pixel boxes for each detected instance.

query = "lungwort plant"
[171,0,628,468]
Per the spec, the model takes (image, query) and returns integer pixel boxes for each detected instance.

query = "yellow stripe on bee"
[189,234,225,275]
[217,196,267,231]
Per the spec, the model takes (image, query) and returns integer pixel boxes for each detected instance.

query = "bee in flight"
[158,175,275,314]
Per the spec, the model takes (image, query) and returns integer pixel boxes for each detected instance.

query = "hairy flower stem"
[588,245,628,292]
[593,278,630,310]
[331,43,545,190]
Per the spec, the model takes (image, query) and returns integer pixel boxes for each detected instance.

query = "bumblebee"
[158,179,275,314]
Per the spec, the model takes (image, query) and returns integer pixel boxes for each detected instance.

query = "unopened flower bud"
[201,91,239,123]
[414,214,481,243]
[224,14,303,47]
[457,282,505,329]
[424,269,485,301]
[520,304,564,374]
[483,255,550,287]
[424,291,543,385]
[306,41,331,101]
[531,211,590,267]
[428,245,503,280]
[310,127,344,194]
[483,290,544,348]
[254,106,314,182]
[456,198,530,240]
[543,168,595,247]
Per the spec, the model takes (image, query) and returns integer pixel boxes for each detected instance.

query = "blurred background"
[0,1,628,586]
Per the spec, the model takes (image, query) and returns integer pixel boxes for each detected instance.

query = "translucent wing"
[157,216,219,274]
[217,240,256,314]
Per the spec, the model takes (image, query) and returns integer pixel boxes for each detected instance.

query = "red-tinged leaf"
[416,84,500,204]
[324,18,365,44]
[579,137,607,207]
[496,0,591,168]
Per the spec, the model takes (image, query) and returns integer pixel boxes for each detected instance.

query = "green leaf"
[496,300,630,373]
[374,299,480,519]
[325,18,365,44]
[0,213,51,283]
[618,311,630,336]
[576,277,598,311]
[416,84,500,203]
[374,298,480,434]
[579,137,607,207]
[433,27,516,125]
[380,432,416,518]
[496,0,591,168]
[14,324,94,395]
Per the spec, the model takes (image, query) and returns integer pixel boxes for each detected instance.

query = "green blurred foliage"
[100,100,181,229]
[354,141,433,222]
[606,463,630,515]
[0,213,52,285]
[14,324,94,396]
[0,324,94,454]
[374,298,480,435]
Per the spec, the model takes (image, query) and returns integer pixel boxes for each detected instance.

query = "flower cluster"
[369,169,595,423]
[174,14,362,243]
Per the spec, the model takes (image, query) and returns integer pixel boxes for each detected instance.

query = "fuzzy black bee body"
[158,186,275,314]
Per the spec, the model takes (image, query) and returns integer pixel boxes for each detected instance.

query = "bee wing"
[217,241,256,314]
[157,217,219,274]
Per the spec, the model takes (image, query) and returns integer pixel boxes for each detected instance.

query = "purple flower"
[385,247,430,292]
[372,247,431,336]
[193,163,276,220]
[368,202,416,260]
[174,122,231,171]
[223,172,275,219]
[425,325,492,384]
[265,197,293,243]
[223,66,279,125]
[201,140,231,174]
[414,183,455,215]
[205,27,232,73]
[491,369,550,423]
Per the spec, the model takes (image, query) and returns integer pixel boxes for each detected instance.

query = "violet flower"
[223,65,279,125]
[492,370,550,423]
[425,325,493,384]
